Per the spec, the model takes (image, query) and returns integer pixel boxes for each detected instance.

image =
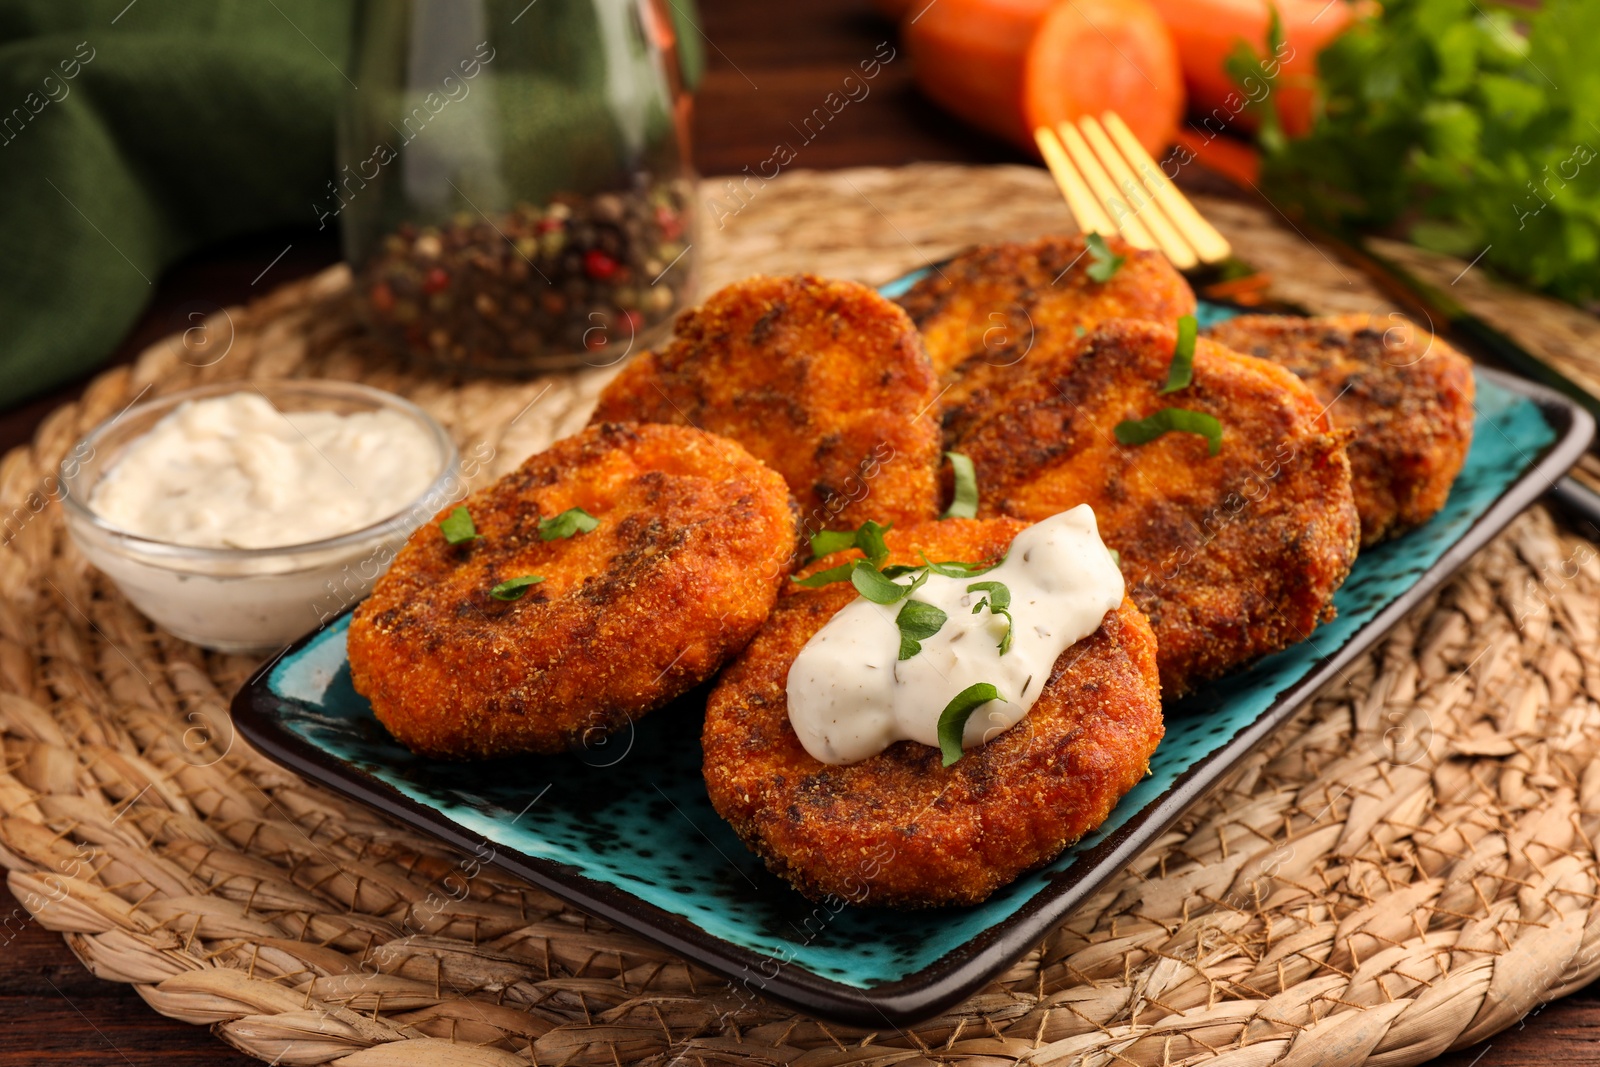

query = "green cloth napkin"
[0,0,703,408]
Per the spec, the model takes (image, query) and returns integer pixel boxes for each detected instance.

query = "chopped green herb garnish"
[920,551,999,579]
[798,557,929,602]
[490,575,545,601]
[968,581,1015,655]
[1159,315,1198,395]
[794,519,897,588]
[1114,408,1223,457]
[791,561,857,588]
[792,521,985,605]
[1108,548,1122,569]
[805,519,892,564]
[967,581,1011,612]
[1084,233,1125,283]
[440,507,479,545]
[852,562,924,605]
[809,529,860,557]
[937,682,1005,767]
[895,599,948,661]
[539,507,599,541]
[855,520,893,567]
[942,451,979,520]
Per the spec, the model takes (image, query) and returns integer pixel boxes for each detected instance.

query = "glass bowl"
[59,380,461,655]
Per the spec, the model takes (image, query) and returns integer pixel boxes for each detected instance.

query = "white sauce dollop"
[89,392,439,549]
[786,506,1124,765]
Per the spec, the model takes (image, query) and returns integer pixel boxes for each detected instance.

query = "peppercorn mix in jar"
[338,0,696,373]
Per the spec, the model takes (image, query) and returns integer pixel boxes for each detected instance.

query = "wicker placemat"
[4,163,1599,1067]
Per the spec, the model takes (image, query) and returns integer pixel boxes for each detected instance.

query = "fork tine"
[1056,121,1158,251]
[1078,116,1198,270]
[1033,125,1115,237]
[1101,113,1233,264]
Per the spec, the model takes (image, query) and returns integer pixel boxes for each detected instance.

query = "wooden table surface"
[2,1,1597,1063]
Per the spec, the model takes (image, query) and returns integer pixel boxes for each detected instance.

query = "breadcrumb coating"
[349,422,799,759]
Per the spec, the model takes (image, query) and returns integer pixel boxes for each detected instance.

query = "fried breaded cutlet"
[948,319,1360,695]
[590,274,941,534]
[703,518,1163,908]
[893,234,1196,442]
[349,423,798,760]
[1206,313,1476,546]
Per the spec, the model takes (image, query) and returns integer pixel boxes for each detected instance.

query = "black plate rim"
[231,364,1592,1028]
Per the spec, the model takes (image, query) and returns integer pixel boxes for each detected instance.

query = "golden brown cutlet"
[948,319,1360,695]
[1206,313,1475,545]
[703,518,1162,908]
[892,234,1197,444]
[590,274,942,534]
[349,422,798,760]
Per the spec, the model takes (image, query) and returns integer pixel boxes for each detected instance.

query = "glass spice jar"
[336,0,696,373]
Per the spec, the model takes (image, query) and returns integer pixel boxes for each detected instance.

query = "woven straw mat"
[3,163,1600,1067]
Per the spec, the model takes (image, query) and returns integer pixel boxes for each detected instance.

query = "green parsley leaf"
[809,529,859,557]
[1108,548,1122,569]
[1159,315,1198,395]
[855,520,893,567]
[791,562,855,588]
[852,561,913,604]
[1253,0,1600,305]
[539,507,599,541]
[895,599,948,661]
[1265,0,1285,56]
[942,451,979,519]
[968,581,1015,655]
[904,569,931,597]
[1084,233,1126,283]
[1114,408,1223,457]
[792,520,952,605]
[1223,1,1287,154]
[793,520,895,587]
[967,580,1011,612]
[440,507,479,545]
[919,551,999,578]
[937,682,1005,767]
[490,575,545,601]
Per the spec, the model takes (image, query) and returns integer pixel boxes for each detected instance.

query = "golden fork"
[1034,113,1231,271]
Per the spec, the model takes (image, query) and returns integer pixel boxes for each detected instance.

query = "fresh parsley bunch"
[1257,0,1600,305]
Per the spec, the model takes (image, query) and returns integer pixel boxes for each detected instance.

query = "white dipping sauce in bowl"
[60,381,460,654]
[90,392,440,550]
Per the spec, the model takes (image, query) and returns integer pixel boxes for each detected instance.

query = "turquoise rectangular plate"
[232,291,1593,1027]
